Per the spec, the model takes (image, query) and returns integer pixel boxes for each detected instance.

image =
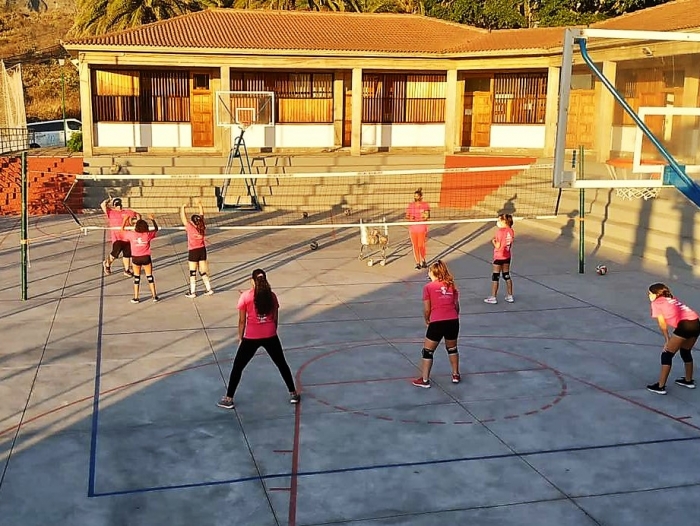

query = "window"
[363,73,446,124]
[92,69,190,123]
[193,73,210,90]
[230,71,334,123]
[492,73,547,124]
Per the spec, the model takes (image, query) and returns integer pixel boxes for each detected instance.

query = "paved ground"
[1,212,699,526]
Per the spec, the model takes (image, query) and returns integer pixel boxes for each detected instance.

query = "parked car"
[27,119,82,148]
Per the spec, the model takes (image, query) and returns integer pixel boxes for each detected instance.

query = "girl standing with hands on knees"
[646,283,699,395]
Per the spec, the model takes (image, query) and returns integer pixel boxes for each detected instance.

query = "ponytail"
[429,260,456,292]
[649,283,673,298]
[252,268,274,316]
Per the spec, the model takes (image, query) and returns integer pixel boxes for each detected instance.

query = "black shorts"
[188,247,207,263]
[131,255,152,266]
[493,258,511,266]
[673,319,700,339]
[111,240,131,259]
[426,319,459,342]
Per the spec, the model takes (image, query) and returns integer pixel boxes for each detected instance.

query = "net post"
[578,145,585,275]
[20,151,28,300]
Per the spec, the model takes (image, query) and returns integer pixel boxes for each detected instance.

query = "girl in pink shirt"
[646,283,699,394]
[412,260,461,388]
[484,214,515,304]
[180,200,213,298]
[122,215,159,304]
[405,188,430,270]
[101,198,137,277]
[218,269,300,409]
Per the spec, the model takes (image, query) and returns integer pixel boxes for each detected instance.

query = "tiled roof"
[592,0,700,32]
[63,9,485,55]
[62,1,700,56]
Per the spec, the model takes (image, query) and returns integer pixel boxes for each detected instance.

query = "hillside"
[0,0,80,122]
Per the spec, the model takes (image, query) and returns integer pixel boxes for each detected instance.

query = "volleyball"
[596,264,608,275]
[309,241,319,251]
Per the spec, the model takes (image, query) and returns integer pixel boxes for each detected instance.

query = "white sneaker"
[505,295,514,303]
[185,292,196,299]
[204,289,214,296]
[484,296,497,304]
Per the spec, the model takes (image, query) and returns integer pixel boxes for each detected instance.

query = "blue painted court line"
[87,238,107,497]
[91,435,700,497]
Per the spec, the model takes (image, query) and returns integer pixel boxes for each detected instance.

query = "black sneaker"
[675,377,696,389]
[130,297,139,304]
[415,264,421,270]
[289,393,301,404]
[421,261,428,269]
[646,382,667,395]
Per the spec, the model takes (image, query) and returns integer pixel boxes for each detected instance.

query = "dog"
[358,219,389,266]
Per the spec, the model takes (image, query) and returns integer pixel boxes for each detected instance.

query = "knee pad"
[147,275,155,284]
[661,350,675,366]
[447,346,458,355]
[200,272,207,277]
[133,276,141,285]
[491,272,500,282]
[189,270,197,277]
[502,271,511,281]
[421,348,435,360]
[680,348,693,363]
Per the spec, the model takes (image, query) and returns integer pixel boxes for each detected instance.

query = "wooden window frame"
[492,72,547,125]
[362,73,446,124]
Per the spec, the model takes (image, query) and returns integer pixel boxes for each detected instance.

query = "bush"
[67,130,82,152]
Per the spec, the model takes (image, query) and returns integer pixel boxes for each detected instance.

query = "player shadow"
[665,247,694,281]
[673,191,698,266]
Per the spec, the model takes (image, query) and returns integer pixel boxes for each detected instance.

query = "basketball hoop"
[615,187,660,200]
[237,119,252,132]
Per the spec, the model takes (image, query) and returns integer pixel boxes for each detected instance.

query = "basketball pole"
[20,151,28,300]
[578,145,585,274]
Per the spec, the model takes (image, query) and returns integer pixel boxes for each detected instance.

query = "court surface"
[1,213,699,526]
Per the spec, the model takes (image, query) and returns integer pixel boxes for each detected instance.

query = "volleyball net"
[64,164,560,232]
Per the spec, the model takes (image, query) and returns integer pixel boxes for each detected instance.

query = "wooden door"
[470,92,492,147]
[462,93,474,147]
[565,90,596,149]
[191,73,213,147]
[639,91,666,158]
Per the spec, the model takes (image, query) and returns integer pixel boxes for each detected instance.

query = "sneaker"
[646,382,667,395]
[675,377,696,389]
[484,296,498,304]
[421,261,428,269]
[124,269,134,277]
[102,260,111,275]
[217,397,235,409]
[505,295,514,303]
[289,393,301,404]
[185,292,196,299]
[204,289,214,296]
[452,373,461,384]
[415,264,422,270]
[152,296,160,303]
[130,298,139,304]
[412,377,431,389]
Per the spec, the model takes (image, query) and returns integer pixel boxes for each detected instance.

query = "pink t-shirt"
[186,222,206,250]
[106,208,136,242]
[423,280,459,322]
[493,227,514,260]
[407,201,430,234]
[651,296,698,328]
[124,229,157,257]
[238,288,279,339]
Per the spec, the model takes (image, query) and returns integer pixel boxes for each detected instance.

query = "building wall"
[361,124,445,148]
[490,125,546,149]
[95,123,193,148]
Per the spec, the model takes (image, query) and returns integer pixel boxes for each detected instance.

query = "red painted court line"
[303,367,546,388]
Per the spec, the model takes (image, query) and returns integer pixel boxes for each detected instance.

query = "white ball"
[596,264,608,275]
[367,259,374,267]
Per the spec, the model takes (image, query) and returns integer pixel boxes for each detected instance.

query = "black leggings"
[226,335,296,397]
